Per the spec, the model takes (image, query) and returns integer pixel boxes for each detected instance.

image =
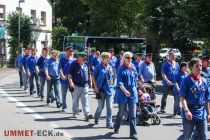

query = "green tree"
[82,0,143,36]
[52,25,69,50]
[55,0,89,35]
[6,12,32,63]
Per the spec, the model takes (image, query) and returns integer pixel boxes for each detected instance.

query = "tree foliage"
[52,24,69,50]
[6,12,32,62]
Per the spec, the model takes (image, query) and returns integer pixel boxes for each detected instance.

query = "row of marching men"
[15,46,210,140]
[15,46,156,139]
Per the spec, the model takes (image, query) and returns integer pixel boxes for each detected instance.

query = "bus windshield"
[64,36,147,56]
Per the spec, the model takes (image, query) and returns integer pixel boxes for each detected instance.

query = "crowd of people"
[15,46,210,140]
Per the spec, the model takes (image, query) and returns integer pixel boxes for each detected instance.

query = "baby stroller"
[136,82,161,125]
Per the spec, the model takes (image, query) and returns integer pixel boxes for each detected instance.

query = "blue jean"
[47,78,61,105]
[161,86,173,110]
[72,86,90,117]
[18,71,23,86]
[114,103,137,136]
[94,93,113,126]
[22,72,29,90]
[173,92,181,115]
[182,119,208,140]
[29,73,40,95]
[61,84,73,109]
[39,76,46,97]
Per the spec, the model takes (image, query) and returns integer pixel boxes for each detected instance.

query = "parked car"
[159,48,181,60]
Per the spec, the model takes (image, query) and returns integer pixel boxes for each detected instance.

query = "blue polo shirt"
[15,55,23,72]
[201,67,210,83]
[26,56,39,74]
[91,57,101,68]
[37,56,48,78]
[59,56,74,84]
[114,58,121,71]
[161,61,180,87]
[92,63,114,95]
[179,76,210,121]
[109,56,117,68]
[139,61,156,82]
[114,64,138,104]
[132,61,143,76]
[44,58,60,79]
[173,71,189,94]
[69,60,89,87]
[89,53,95,67]
[21,54,30,70]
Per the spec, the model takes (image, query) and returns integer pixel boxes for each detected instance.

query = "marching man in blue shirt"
[59,46,74,112]
[179,58,210,140]
[160,50,180,113]
[45,50,62,108]
[21,47,30,93]
[37,47,50,100]
[68,51,92,121]
[92,52,114,129]
[26,48,40,96]
[173,62,189,116]
[15,51,23,88]
[139,53,156,83]
[132,53,143,77]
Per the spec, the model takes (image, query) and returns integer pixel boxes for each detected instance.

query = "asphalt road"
[0,69,209,140]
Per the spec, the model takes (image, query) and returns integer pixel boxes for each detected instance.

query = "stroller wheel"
[152,115,161,125]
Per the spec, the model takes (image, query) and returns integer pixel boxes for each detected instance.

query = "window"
[31,10,36,23]
[0,5,5,20]
[41,11,46,26]
[41,41,46,48]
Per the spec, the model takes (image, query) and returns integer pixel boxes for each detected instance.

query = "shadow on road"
[71,132,130,140]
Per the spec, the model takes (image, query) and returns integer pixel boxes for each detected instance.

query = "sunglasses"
[194,64,202,68]
[126,57,132,60]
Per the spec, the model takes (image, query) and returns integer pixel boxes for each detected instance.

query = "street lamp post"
[18,0,24,55]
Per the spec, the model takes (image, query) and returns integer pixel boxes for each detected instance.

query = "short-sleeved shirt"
[179,76,210,121]
[26,56,39,74]
[92,63,114,95]
[201,67,210,83]
[91,57,101,68]
[69,60,89,87]
[59,56,74,84]
[21,54,30,69]
[44,58,60,79]
[161,61,180,87]
[114,58,121,71]
[15,55,23,71]
[114,64,138,104]
[139,61,156,82]
[173,71,189,94]
[37,56,48,78]
[89,53,95,67]
[109,56,117,69]
[132,60,143,76]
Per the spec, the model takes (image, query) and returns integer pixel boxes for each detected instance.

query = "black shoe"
[85,114,93,122]
[158,109,165,114]
[114,129,119,134]
[95,120,98,125]
[50,98,56,103]
[57,103,62,108]
[130,135,138,140]
[40,96,44,101]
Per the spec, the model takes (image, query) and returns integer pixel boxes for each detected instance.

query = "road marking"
[0,88,72,140]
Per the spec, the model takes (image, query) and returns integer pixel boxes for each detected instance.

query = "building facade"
[0,0,52,61]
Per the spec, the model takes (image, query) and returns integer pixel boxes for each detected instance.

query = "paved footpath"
[0,69,209,140]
